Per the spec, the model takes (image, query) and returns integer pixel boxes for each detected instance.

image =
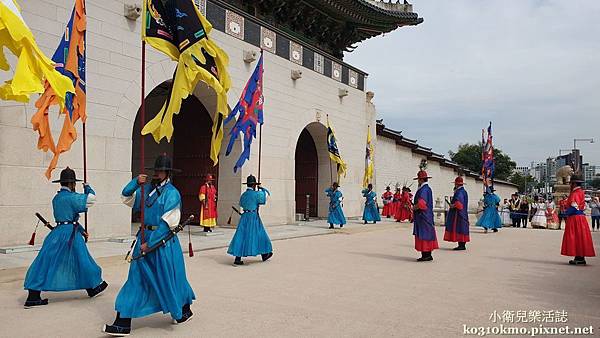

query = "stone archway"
[294,121,333,219]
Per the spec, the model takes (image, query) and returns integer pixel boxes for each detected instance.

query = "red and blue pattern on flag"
[481,122,495,188]
[224,53,263,173]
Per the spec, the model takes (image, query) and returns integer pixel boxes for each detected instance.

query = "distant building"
[582,164,597,188]
[516,166,531,176]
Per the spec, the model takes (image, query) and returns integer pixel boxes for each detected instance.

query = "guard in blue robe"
[326,182,346,229]
[412,170,439,261]
[362,184,381,224]
[227,175,273,265]
[476,187,502,232]
[23,167,107,308]
[103,155,195,336]
[443,177,470,250]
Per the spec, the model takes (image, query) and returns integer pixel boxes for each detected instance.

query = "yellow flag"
[0,0,74,108]
[141,0,231,165]
[362,126,374,187]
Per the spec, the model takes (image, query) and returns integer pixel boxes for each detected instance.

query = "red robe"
[392,192,402,219]
[199,183,218,227]
[381,191,394,217]
[395,191,413,222]
[561,187,595,257]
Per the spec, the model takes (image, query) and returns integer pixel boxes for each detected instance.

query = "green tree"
[448,143,517,181]
[591,177,600,190]
[508,172,535,194]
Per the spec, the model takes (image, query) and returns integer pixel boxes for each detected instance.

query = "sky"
[345,0,600,167]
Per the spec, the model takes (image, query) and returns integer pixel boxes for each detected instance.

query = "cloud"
[345,0,600,167]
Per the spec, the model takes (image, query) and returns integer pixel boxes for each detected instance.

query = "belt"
[243,210,257,213]
[57,221,77,225]
[145,225,159,230]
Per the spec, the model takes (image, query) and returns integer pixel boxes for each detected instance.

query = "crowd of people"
[19,155,596,335]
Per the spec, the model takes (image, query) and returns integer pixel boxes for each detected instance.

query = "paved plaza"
[0,220,598,337]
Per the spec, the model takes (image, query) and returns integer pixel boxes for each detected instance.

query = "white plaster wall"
[0,0,373,245]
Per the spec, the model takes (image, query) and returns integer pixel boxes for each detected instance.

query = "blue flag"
[224,54,264,172]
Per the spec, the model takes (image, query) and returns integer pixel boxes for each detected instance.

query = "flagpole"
[82,121,88,242]
[139,40,146,245]
[256,49,264,185]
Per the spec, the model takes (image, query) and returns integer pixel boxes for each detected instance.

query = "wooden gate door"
[295,129,318,217]
[173,96,217,224]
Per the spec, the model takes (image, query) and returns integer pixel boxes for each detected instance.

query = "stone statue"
[124,2,142,21]
[556,165,574,185]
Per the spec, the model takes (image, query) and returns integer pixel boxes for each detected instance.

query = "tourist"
[590,197,600,231]
[500,198,511,225]
[103,154,195,336]
[443,176,470,250]
[530,196,547,229]
[561,174,596,265]
[558,195,568,230]
[520,197,530,228]
[545,198,559,229]
[509,194,521,227]
[326,182,346,229]
[476,187,502,233]
[198,174,218,232]
[24,167,106,308]
[381,186,394,218]
[227,174,273,265]
[362,184,380,224]
[412,165,438,261]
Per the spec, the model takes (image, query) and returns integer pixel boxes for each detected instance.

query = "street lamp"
[573,138,594,149]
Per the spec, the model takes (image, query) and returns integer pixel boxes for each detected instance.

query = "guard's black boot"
[339,224,344,228]
[417,252,433,262]
[24,290,48,308]
[203,227,209,232]
[173,304,194,324]
[363,220,367,224]
[234,257,244,265]
[492,228,498,233]
[87,281,108,298]
[569,256,586,265]
[453,242,466,251]
[329,223,334,229]
[261,252,273,262]
[103,313,131,336]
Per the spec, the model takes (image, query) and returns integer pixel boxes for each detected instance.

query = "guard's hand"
[141,243,149,253]
[82,231,89,241]
[137,174,148,185]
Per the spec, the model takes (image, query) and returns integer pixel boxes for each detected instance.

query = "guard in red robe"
[198,174,218,232]
[443,177,470,250]
[396,186,413,222]
[392,187,402,222]
[381,186,394,218]
[412,169,439,261]
[561,174,595,265]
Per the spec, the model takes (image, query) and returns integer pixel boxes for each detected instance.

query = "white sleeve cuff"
[121,191,136,207]
[86,194,96,208]
[162,207,181,228]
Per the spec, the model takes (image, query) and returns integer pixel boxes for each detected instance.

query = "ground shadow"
[485,255,567,266]
[349,251,417,263]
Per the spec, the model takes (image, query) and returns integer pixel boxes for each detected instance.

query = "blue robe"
[444,186,470,242]
[413,183,439,251]
[24,186,102,291]
[362,189,381,222]
[326,188,346,225]
[228,188,273,257]
[476,193,502,229]
[115,179,195,320]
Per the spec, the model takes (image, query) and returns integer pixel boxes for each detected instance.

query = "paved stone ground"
[0,220,599,337]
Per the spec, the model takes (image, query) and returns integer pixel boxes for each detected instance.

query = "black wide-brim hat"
[243,174,260,186]
[52,167,82,183]
[570,174,585,183]
[145,154,181,173]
